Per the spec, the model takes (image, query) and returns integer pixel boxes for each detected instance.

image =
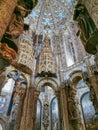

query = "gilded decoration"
[36,36,57,77]
[4,0,34,45]
[0,0,18,40]
[0,43,16,63]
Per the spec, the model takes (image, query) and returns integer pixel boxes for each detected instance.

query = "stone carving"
[36,36,57,77]
[67,86,78,119]
[73,3,97,46]
[4,0,36,44]
[13,34,34,74]
[10,81,26,123]
[43,95,49,128]
[9,71,27,123]
[43,104,49,127]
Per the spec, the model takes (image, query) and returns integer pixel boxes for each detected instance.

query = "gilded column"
[20,88,29,130]
[14,87,26,130]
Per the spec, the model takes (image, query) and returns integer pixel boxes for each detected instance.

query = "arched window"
[2,78,15,95]
[0,124,3,130]
[36,99,42,130]
[50,97,59,130]
[81,92,95,129]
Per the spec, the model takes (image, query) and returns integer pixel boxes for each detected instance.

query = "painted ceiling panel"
[24,0,76,34]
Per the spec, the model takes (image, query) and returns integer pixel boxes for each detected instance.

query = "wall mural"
[81,92,95,130]
[51,97,59,130]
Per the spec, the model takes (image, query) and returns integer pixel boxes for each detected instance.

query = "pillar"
[60,85,71,130]
[55,91,63,130]
[20,88,29,130]
[26,89,39,130]
[14,87,26,130]
[26,88,34,130]
[33,91,40,130]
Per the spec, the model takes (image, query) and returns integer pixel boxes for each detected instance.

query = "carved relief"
[68,91,78,119]
[5,0,35,41]
[43,95,49,128]
[16,35,34,74]
[36,36,57,77]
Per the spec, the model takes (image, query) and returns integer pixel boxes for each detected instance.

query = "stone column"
[20,88,29,130]
[26,88,34,130]
[67,82,84,130]
[26,89,39,130]
[55,91,63,130]
[0,0,18,40]
[33,91,40,130]
[14,87,26,130]
[60,86,71,130]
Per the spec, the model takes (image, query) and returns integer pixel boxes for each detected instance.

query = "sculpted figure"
[5,0,35,41]
[68,96,78,118]
[73,3,97,45]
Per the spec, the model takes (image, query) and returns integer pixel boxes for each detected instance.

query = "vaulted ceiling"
[24,0,76,34]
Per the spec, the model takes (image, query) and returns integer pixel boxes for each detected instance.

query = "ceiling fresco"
[24,0,76,34]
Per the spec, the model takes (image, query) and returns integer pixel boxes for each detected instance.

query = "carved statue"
[68,95,78,118]
[43,104,49,127]
[10,80,21,122]
[67,85,78,119]
[73,3,97,45]
[5,0,35,42]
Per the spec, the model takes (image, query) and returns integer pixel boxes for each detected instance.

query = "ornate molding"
[36,36,57,77]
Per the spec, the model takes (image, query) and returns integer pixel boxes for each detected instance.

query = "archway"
[35,84,59,130]
[69,70,91,130]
